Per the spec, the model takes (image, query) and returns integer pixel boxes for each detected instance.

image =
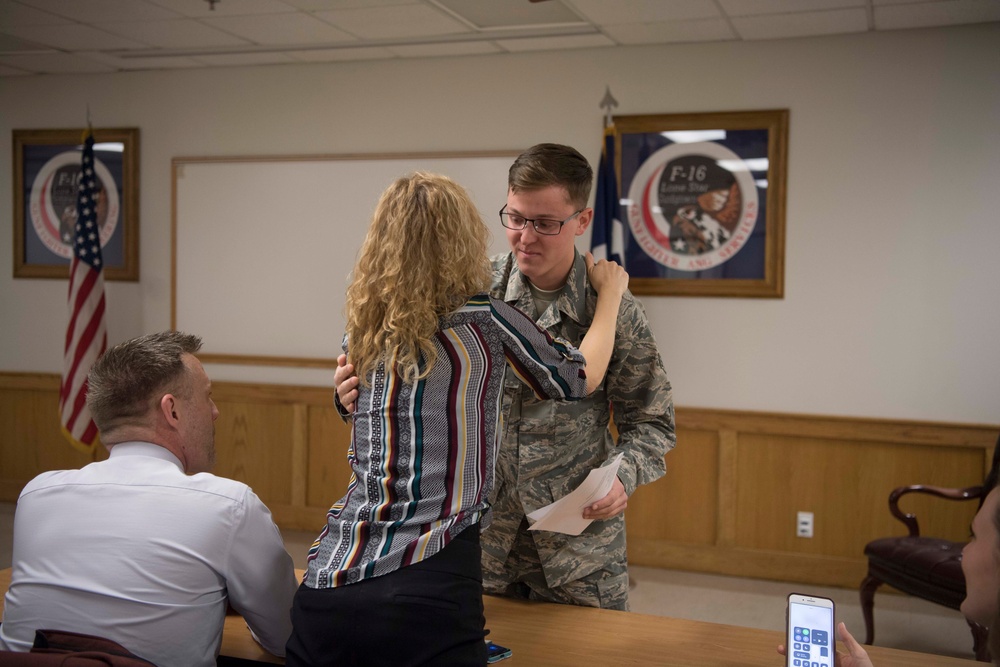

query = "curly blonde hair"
[346,172,492,385]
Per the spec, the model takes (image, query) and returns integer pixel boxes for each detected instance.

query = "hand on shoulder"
[585,252,628,300]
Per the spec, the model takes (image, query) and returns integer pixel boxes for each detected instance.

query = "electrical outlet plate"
[796,511,814,538]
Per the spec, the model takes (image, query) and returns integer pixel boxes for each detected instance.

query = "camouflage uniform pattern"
[481,250,676,609]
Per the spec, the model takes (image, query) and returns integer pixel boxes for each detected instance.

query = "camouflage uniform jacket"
[483,250,676,589]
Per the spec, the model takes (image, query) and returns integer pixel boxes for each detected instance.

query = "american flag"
[59,130,108,452]
[590,124,625,267]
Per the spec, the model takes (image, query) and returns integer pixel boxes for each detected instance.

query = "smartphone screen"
[486,641,512,663]
[786,593,835,667]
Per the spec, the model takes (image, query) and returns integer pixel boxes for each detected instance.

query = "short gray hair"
[86,331,202,434]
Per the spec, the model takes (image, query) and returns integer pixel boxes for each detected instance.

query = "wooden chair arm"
[888,484,984,536]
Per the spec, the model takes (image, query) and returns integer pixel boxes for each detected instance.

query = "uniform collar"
[502,249,589,328]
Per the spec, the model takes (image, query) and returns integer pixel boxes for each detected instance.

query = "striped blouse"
[303,294,588,589]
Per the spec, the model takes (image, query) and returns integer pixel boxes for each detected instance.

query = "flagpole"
[590,87,625,267]
[599,85,618,129]
[599,86,619,209]
[598,85,618,190]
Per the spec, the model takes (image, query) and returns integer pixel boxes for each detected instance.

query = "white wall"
[1,24,997,424]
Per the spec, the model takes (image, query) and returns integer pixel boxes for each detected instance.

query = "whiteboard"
[172,153,519,366]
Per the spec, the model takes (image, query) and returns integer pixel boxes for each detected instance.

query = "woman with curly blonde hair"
[343,170,494,386]
[287,173,627,667]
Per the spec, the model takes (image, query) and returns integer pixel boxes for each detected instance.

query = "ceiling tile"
[0,62,34,75]
[4,23,152,50]
[314,5,471,40]
[98,18,251,49]
[604,18,737,45]
[387,40,501,57]
[191,50,298,66]
[497,32,615,53]
[0,0,74,26]
[718,0,864,16]
[874,0,1000,29]
[566,0,720,25]
[0,51,116,73]
[145,0,296,18]
[15,0,180,22]
[281,0,412,9]
[201,12,357,45]
[733,7,869,40]
[287,45,396,61]
[434,0,583,29]
[1,0,998,78]
[0,32,51,52]
[82,50,203,69]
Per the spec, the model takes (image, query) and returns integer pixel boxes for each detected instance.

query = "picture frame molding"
[12,127,139,281]
[613,109,787,298]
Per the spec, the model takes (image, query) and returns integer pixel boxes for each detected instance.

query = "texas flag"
[590,125,625,267]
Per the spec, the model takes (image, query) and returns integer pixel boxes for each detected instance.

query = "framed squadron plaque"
[613,110,787,298]
[12,128,139,281]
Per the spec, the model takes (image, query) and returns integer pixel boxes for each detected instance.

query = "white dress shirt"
[0,441,297,667]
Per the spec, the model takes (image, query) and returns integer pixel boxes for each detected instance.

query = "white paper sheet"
[526,453,624,536]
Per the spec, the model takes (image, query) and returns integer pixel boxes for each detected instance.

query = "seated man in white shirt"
[0,331,297,667]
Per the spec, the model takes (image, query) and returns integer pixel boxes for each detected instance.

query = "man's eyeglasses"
[499,205,583,236]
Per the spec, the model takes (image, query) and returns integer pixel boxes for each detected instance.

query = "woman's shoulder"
[446,293,493,313]
[438,294,493,324]
[440,294,527,328]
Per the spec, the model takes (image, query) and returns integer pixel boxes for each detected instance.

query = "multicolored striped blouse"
[303,294,588,589]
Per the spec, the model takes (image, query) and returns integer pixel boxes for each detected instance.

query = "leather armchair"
[860,484,989,661]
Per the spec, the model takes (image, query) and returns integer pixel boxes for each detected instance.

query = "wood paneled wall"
[626,409,994,587]
[2,372,995,589]
[0,373,96,498]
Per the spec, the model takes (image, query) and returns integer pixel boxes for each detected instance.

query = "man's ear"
[160,394,180,428]
[575,208,593,236]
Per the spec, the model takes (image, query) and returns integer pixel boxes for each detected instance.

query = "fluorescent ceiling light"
[718,158,769,172]
[661,130,726,143]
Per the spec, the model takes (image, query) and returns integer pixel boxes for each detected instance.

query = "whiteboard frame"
[170,151,521,368]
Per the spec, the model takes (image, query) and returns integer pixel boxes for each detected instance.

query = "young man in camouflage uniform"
[335,144,675,610]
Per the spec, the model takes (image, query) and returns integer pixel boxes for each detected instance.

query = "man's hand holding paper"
[526,454,625,536]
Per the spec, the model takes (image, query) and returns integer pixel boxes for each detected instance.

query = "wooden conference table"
[1,568,975,666]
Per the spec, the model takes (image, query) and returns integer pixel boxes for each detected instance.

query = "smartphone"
[786,593,835,667]
[486,641,513,663]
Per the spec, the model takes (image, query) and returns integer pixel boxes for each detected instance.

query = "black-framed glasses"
[499,204,583,236]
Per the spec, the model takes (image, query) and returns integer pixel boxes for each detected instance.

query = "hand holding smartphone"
[786,593,835,667]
